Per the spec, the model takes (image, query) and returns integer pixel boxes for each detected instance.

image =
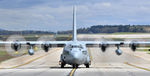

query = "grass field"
[137,48,150,54]
[0,50,13,63]
[110,32,147,35]
[78,32,149,35]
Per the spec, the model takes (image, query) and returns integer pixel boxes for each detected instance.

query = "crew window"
[71,45,83,48]
[64,51,69,55]
[72,45,79,48]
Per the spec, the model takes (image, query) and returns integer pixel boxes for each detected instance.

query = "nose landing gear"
[72,64,79,68]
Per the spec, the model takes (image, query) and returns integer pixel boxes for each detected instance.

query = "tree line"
[58,25,150,34]
[1,25,150,35]
[0,30,54,35]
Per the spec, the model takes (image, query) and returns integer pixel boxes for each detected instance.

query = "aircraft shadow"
[49,66,87,69]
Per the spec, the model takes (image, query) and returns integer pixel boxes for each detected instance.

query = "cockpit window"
[64,51,69,55]
[72,45,79,48]
[71,45,83,48]
[82,51,87,55]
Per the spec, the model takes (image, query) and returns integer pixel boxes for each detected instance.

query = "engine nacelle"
[42,44,51,52]
[130,43,137,51]
[115,49,122,56]
[101,44,108,52]
[28,49,34,55]
[11,43,21,51]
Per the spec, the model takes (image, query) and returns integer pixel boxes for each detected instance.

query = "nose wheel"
[72,64,79,68]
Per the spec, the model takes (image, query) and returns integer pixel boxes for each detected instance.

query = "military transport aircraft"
[0,6,149,68]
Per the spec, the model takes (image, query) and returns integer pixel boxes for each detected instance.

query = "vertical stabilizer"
[72,6,77,41]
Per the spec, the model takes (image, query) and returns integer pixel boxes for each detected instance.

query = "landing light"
[15,51,19,54]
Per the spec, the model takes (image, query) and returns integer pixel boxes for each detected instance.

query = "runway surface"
[0,47,150,76]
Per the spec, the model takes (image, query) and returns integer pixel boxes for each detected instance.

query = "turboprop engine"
[11,43,21,51]
[42,44,51,52]
[130,43,137,51]
[100,44,108,52]
[5,35,27,57]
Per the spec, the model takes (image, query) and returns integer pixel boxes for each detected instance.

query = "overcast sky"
[0,0,150,32]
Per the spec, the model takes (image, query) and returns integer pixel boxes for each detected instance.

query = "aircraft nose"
[71,50,82,64]
[73,53,80,60]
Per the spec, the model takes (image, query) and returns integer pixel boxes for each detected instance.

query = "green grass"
[136,49,148,52]
[0,51,13,63]
[148,52,150,54]
[78,32,150,35]
[110,32,148,35]
[136,48,150,54]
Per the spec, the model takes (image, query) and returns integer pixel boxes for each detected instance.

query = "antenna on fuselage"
[72,6,77,41]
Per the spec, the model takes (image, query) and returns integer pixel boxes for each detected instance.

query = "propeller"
[5,35,27,57]
[78,34,100,47]
[125,39,139,52]
[100,43,108,52]
[37,35,57,52]
[129,40,139,52]
[99,37,112,52]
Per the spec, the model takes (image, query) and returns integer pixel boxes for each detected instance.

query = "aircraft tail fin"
[72,6,77,41]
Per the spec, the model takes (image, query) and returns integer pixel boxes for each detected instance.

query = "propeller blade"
[5,35,27,57]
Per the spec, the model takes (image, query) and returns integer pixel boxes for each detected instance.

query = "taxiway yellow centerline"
[124,62,150,71]
[70,68,76,76]
[123,50,150,71]
[69,48,91,76]
[88,48,92,61]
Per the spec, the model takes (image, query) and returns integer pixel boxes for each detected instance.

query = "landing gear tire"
[72,64,78,68]
[85,64,89,68]
[61,62,65,68]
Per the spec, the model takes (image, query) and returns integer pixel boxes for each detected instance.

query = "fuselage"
[60,41,90,65]
[60,6,90,67]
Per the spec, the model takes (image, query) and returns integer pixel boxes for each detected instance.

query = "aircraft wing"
[0,41,69,46]
[2,40,150,45]
[82,41,124,45]
[82,41,150,47]
[82,41,150,55]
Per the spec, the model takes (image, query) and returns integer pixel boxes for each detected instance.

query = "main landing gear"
[85,64,89,68]
[59,61,66,68]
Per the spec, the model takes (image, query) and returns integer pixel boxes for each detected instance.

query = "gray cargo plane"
[0,6,150,68]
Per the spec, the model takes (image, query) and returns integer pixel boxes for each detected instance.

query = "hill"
[58,25,150,34]
[0,30,54,35]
